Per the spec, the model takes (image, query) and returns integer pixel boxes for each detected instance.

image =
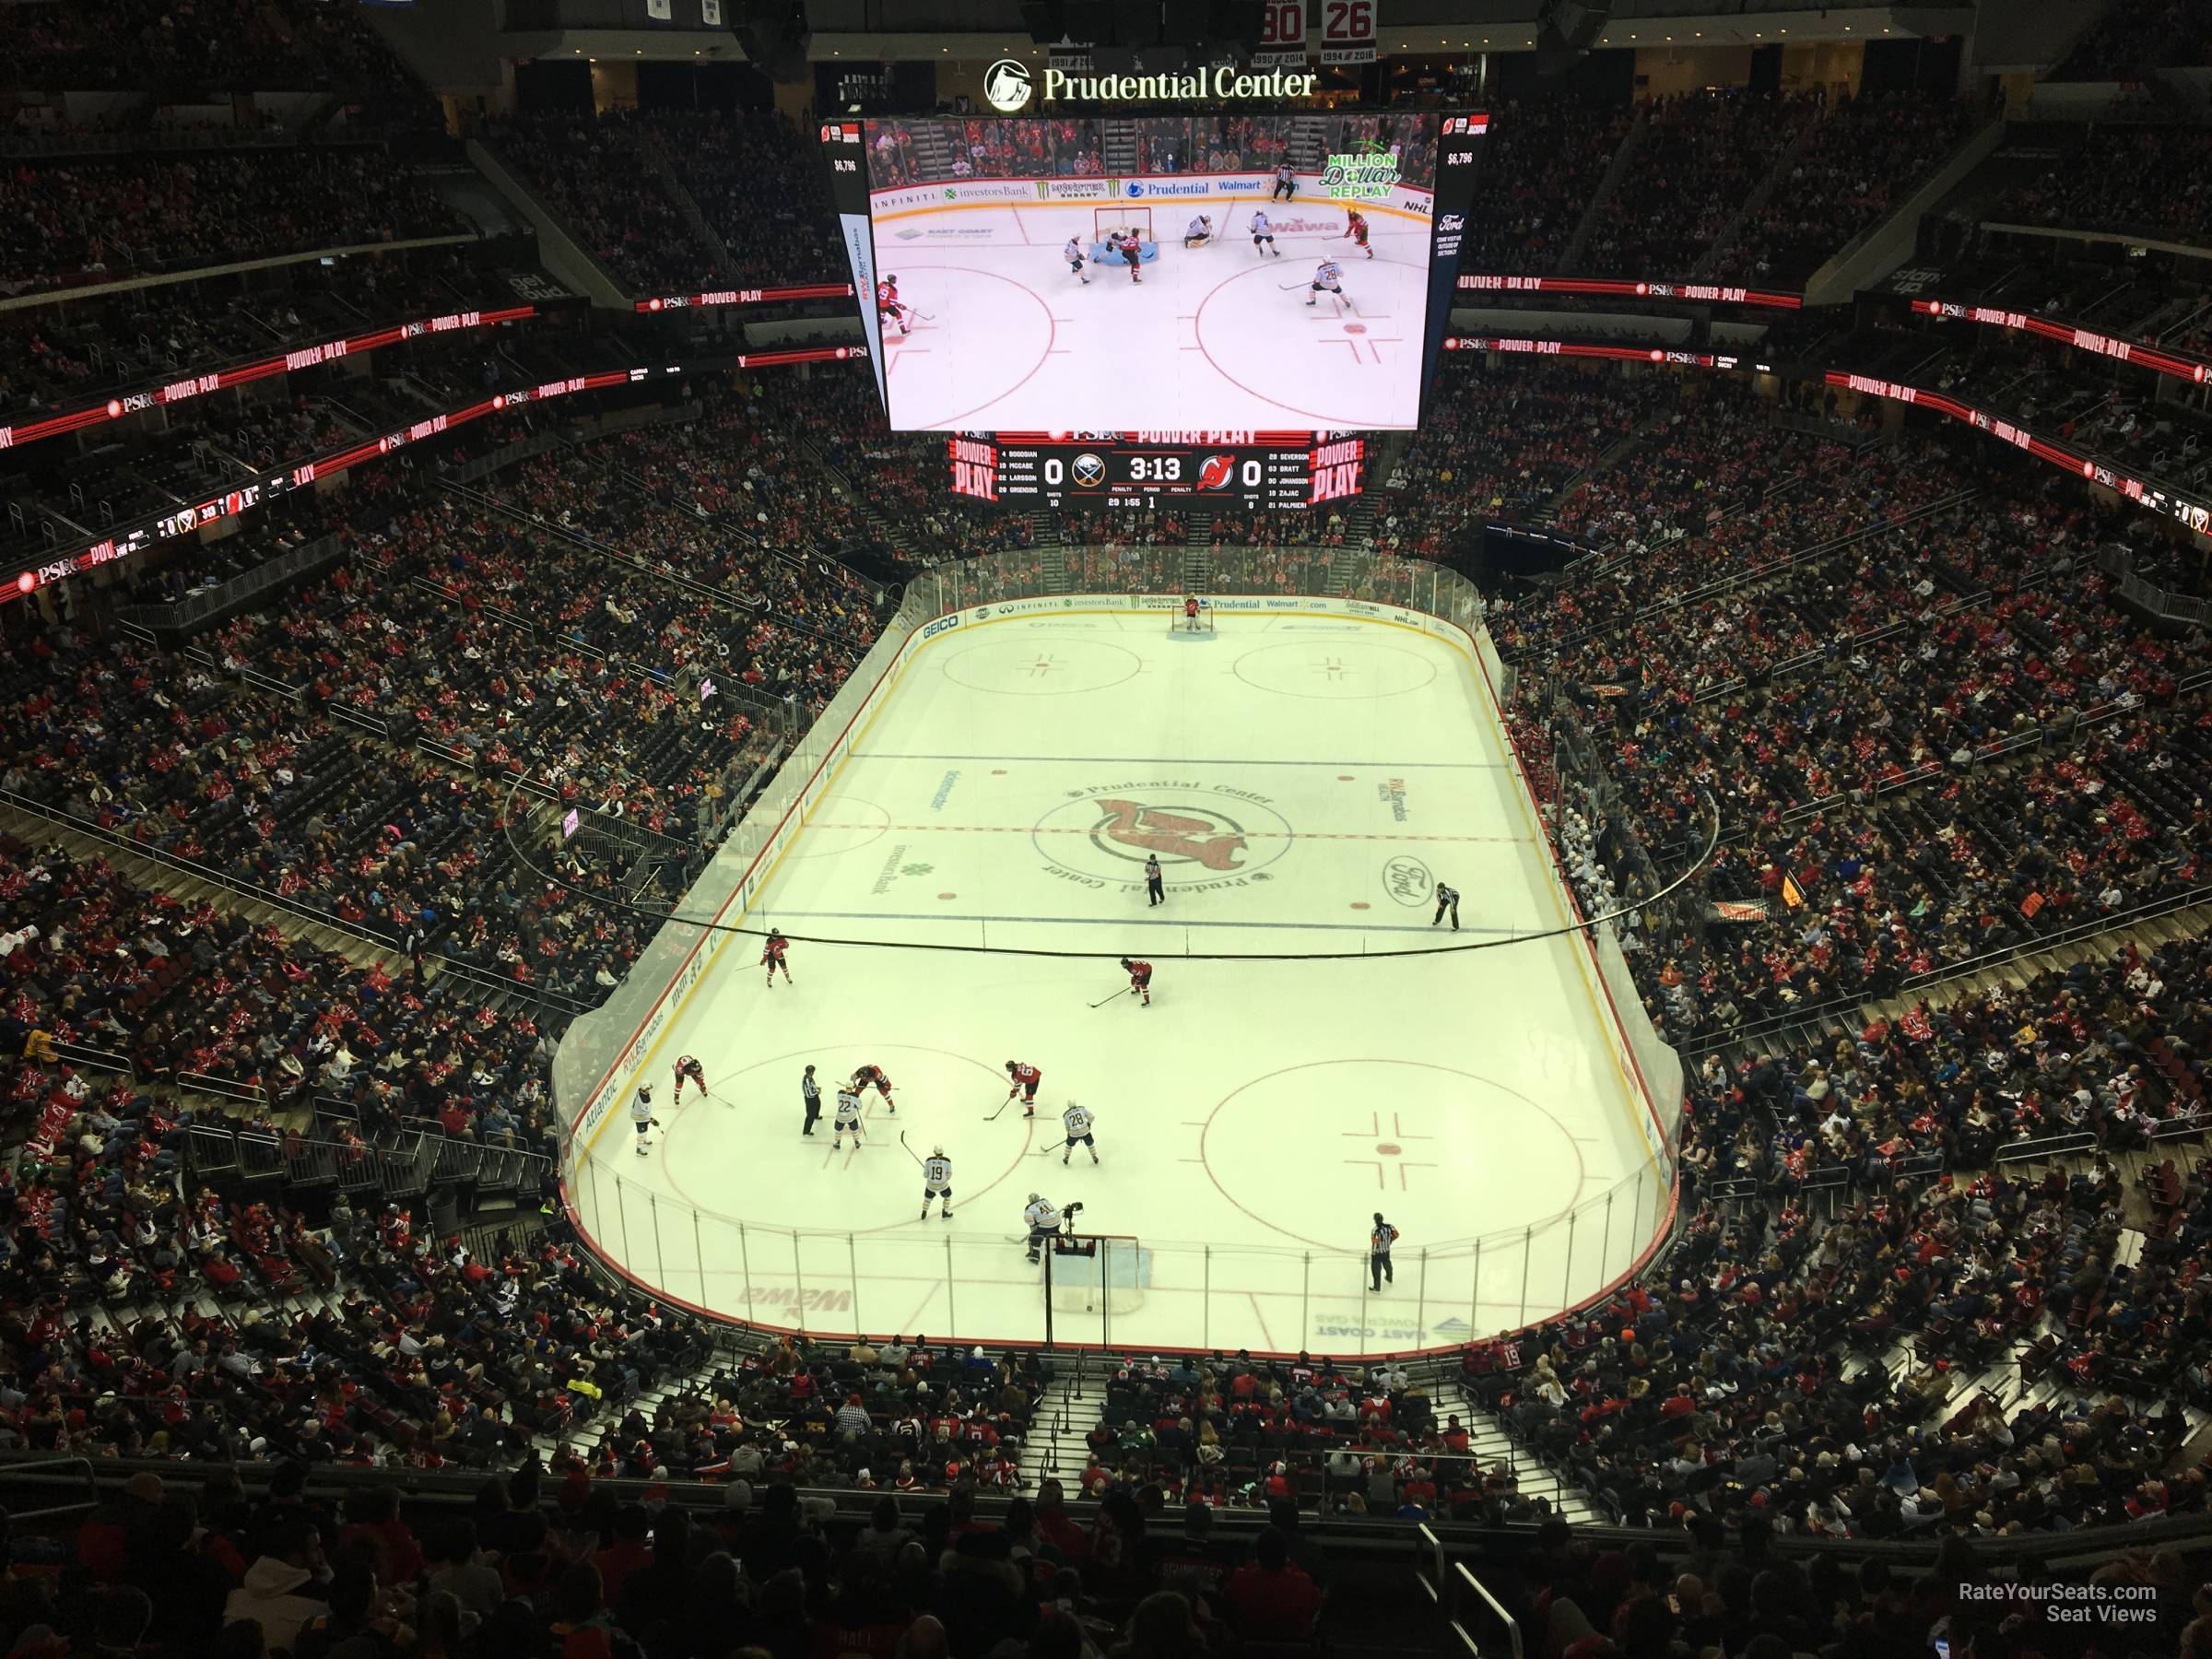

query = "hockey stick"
[985,1095,1019,1122]
[1088,985,1126,1009]
[1277,282,1309,291]
[897,1130,924,1167]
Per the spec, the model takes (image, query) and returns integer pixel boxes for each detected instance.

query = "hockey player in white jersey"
[1022,1192,1064,1262]
[1183,214,1212,248]
[920,1146,954,1219]
[1064,236,1089,285]
[630,1084,659,1156]
[831,1086,864,1150]
[1056,1100,1100,1167]
[1306,258,1347,307]
[1249,210,1280,256]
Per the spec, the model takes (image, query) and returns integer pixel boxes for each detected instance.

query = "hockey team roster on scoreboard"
[818,111,1487,436]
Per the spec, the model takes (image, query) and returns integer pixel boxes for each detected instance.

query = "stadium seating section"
[6,18,2212,1657]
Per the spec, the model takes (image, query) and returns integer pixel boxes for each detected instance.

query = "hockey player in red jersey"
[1116,233,1143,285]
[672,1053,708,1103]
[762,928,792,986]
[1005,1060,1043,1116]
[1344,208,1374,258]
[877,276,911,335]
[851,1063,896,1113]
[1120,956,1154,1006]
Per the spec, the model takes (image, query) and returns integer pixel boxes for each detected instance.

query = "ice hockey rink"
[872,200,1433,431]
[568,608,1673,1358]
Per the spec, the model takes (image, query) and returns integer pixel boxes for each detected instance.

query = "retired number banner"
[1318,0,1377,65]
[1253,1,1309,68]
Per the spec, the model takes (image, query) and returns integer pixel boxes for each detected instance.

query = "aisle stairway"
[1101,120,1139,176]
[1011,1353,1601,1521]
[1555,107,1647,272]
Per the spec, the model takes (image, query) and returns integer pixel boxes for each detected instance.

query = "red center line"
[806,821,1528,842]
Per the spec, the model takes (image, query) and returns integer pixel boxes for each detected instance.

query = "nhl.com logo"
[983,59,1033,113]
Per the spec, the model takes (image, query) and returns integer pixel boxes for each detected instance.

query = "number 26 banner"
[1319,0,1377,65]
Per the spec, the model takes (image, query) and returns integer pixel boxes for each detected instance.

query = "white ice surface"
[571,612,1668,1357]
[873,203,1430,431]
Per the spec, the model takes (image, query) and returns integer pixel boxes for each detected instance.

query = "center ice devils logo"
[983,59,1033,113]
[1092,798,1247,870]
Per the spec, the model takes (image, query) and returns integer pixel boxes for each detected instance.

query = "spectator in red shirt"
[591,1504,653,1609]
[1225,1527,1322,1642]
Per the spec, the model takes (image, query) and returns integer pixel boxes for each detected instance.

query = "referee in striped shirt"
[802,1065,822,1135]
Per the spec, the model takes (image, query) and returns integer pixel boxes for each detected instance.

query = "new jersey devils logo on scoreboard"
[1197,453,1236,490]
[1091,799,1248,870]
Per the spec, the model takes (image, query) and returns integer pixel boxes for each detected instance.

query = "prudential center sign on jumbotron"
[982,57,1317,113]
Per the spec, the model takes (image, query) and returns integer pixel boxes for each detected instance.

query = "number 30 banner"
[1252,0,1307,68]
[1319,0,1377,65]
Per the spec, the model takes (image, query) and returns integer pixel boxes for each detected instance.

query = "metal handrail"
[0,786,595,1018]
[1681,878,2212,1057]
[0,1456,99,1523]
[1453,1561,1524,1659]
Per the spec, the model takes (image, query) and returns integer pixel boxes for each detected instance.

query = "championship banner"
[645,0,671,19]
[702,0,722,22]
[1253,0,1309,68]
[1319,0,1376,65]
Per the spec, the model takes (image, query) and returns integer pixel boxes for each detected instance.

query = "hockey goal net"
[1169,601,1215,633]
[1048,1233,1150,1316]
[1094,206,1155,246]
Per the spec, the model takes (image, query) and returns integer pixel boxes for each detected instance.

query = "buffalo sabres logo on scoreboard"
[1070,453,1108,488]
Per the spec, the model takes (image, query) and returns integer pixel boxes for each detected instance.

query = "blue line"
[849,752,1509,769]
[766,908,1527,936]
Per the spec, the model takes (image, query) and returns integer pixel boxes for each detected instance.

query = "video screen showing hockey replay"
[819,110,1488,433]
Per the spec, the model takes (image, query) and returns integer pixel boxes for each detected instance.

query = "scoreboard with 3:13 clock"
[948,432,1364,510]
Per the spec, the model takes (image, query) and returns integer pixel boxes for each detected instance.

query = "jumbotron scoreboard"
[948,431,1365,509]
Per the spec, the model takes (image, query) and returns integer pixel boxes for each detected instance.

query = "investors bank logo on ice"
[1322,140,1401,203]
[983,59,1034,113]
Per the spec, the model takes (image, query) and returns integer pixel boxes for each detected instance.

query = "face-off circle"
[1199,1058,1588,1253]
[939,636,1143,698]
